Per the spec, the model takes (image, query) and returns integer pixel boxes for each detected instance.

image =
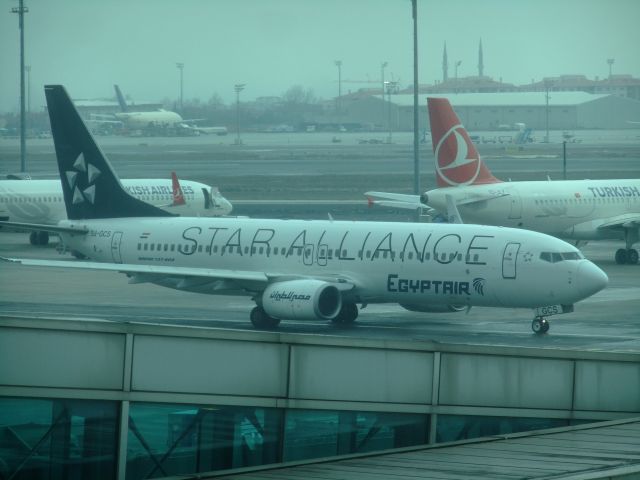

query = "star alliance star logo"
[472,277,486,295]
[65,152,101,205]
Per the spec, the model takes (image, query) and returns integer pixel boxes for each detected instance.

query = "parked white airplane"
[367,97,640,265]
[0,85,609,333]
[0,172,233,245]
[107,85,228,136]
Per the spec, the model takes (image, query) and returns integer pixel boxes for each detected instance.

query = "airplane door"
[111,231,123,264]
[508,194,522,219]
[502,242,520,279]
[303,244,314,266]
[317,244,328,266]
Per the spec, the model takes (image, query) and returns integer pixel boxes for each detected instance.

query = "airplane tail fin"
[171,171,186,206]
[114,84,128,112]
[427,97,501,187]
[45,85,172,220]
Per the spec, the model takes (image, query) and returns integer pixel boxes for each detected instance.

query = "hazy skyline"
[1,0,639,113]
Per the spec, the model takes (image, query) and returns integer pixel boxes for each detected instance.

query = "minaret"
[443,42,449,82]
[478,38,484,77]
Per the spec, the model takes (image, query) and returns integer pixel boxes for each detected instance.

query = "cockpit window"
[540,251,583,263]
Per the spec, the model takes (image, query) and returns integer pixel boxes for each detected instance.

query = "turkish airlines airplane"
[0,173,233,245]
[0,86,609,334]
[367,98,640,265]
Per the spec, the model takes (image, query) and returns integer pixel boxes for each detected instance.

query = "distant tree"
[282,85,316,105]
[208,93,225,108]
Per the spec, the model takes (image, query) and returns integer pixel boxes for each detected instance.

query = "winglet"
[171,172,186,206]
[445,194,463,224]
[428,97,501,188]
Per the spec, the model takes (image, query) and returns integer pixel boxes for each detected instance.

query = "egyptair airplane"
[366,97,640,265]
[0,85,609,334]
[0,172,233,245]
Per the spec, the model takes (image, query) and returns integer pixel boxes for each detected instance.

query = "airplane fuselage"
[0,179,232,225]
[59,217,603,310]
[115,110,183,128]
[427,179,640,241]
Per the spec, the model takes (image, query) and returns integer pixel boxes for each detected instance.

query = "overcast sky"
[1,0,639,113]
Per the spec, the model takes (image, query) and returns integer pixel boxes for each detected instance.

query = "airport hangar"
[338,91,640,131]
[1,314,640,480]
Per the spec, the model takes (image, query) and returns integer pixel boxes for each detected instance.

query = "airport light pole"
[25,65,31,114]
[12,0,28,173]
[544,80,552,143]
[334,60,342,115]
[381,61,388,129]
[607,58,615,80]
[412,0,420,219]
[454,60,462,93]
[234,83,245,146]
[176,62,184,112]
[384,80,397,144]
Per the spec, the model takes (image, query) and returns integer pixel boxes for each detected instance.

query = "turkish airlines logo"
[435,125,481,186]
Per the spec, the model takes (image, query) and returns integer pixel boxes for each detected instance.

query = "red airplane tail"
[427,98,501,188]
[171,171,186,206]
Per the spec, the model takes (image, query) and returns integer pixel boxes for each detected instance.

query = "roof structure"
[376,92,612,108]
[216,418,640,480]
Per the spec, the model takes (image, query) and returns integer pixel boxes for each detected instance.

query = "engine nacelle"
[399,302,466,313]
[262,280,342,320]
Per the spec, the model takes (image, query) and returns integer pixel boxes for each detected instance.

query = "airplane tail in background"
[427,98,501,188]
[114,84,128,112]
[45,85,172,220]
[170,172,186,206]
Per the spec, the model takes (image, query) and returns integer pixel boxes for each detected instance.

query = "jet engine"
[262,280,342,320]
[399,302,466,313]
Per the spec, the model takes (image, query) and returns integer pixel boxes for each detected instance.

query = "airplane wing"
[0,257,356,292]
[365,191,433,211]
[0,220,88,235]
[596,213,640,230]
[454,192,510,206]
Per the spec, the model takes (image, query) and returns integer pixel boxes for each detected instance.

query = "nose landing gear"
[531,316,550,334]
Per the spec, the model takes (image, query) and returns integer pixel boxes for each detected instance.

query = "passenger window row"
[135,242,481,263]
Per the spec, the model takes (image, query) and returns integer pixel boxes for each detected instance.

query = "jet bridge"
[0,315,639,480]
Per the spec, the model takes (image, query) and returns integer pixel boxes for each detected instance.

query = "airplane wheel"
[627,249,639,265]
[531,317,547,334]
[36,231,49,245]
[331,303,358,326]
[250,306,280,329]
[29,231,38,245]
[541,318,550,333]
[615,248,628,264]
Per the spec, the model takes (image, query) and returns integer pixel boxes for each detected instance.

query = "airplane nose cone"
[577,261,608,298]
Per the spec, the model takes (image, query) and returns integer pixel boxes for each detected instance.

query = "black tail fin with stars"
[44,85,172,220]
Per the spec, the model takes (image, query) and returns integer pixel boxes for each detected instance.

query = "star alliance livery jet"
[0,172,233,245]
[367,98,640,265]
[0,85,609,333]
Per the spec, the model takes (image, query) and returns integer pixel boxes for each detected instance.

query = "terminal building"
[1,316,639,479]
[338,91,640,132]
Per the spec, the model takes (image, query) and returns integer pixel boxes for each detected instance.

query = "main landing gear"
[29,231,49,246]
[331,303,359,326]
[250,306,281,329]
[531,317,550,334]
[615,248,639,265]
